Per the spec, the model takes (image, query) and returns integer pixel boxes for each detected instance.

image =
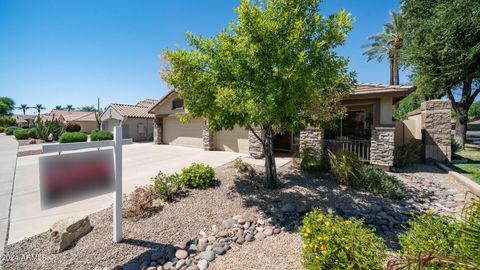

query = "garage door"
[216,125,249,153]
[163,116,204,148]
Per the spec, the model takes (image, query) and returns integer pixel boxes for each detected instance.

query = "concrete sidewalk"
[0,134,18,251]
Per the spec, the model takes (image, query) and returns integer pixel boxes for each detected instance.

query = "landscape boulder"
[49,216,92,253]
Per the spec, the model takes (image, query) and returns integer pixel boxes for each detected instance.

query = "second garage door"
[215,125,249,153]
[163,116,204,148]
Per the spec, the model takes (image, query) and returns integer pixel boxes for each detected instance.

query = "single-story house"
[13,114,36,128]
[43,110,98,133]
[101,99,158,141]
[149,84,453,168]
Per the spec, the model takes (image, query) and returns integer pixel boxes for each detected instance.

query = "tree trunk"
[393,56,399,85]
[389,57,394,85]
[263,125,278,188]
[454,104,468,146]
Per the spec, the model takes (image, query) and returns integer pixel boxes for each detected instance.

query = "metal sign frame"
[42,126,131,243]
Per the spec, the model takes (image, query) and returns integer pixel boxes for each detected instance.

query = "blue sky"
[0,0,406,114]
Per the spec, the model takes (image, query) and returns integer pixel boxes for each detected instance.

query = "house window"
[172,98,184,110]
[324,110,371,140]
[138,123,145,135]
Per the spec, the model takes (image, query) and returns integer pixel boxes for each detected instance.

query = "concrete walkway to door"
[7,143,248,244]
[0,134,18,252]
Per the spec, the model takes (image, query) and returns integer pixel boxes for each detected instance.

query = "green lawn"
[450,144,480,184]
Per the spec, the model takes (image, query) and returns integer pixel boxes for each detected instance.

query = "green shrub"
[151,171,183,201]
[301,209,386,270]
[0,126,4,133]
[0,116,16,127]
[13,128,37,139]
[358,166,407,200]
[59,132,88,143]
[399,212,465,263]
[64,122,81,132]
[328,149,363,185]
[35,119,63,141]
[181,163,215,189]
[394,139,422,168]
[233,157,243,169]
[5,126,18,135]
[91,130,113,141]
[452,138,464,153]
[294,146,324,171]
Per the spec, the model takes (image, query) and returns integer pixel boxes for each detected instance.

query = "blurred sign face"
[39,149,114,209]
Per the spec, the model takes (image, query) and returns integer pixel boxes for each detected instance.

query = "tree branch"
[446,87,458,110]
[468,87,480,107]
[248,126,265,146]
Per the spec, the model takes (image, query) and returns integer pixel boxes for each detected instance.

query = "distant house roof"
[48,110,97,122]
[13,114,36,124]
[109,100,157,119]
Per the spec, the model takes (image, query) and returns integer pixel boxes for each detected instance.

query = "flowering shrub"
[300,209,386,270]
[64,122,81,132]
[181,163,215,189]
[151,171,183,201]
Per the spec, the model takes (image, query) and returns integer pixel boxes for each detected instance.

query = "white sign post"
[113,126,122,243]
[41,126,131,243]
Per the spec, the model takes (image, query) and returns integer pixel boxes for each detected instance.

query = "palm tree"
[17,104,30,115]
[65,104,74,111]
[362,10,404,85]
[55,105,63,110]
[34,104,46,115]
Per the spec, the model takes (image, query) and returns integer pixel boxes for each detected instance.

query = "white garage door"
[163,116,204,148]
[215,125,249,153]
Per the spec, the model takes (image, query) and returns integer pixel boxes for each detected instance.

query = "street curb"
[436,162,480,196]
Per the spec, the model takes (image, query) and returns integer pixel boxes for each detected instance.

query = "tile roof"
[48,110,97,122]
[135,99,159,108]
[110,103,155,119]
[351,83,415,95]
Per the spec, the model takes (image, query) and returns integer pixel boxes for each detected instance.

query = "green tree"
[0,97,15,116]
[17,104,30,115]
[469,101,480,121]
[161,0,355,187]
[34,104,46,115]
[402,0,480,145]
[362,10,404,85]
[79,105,96,112]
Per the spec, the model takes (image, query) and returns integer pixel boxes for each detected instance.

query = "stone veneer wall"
[153,116,163,144]
[202,124,215,151]
[421,100,451,162]
[370,126,395,168]
[299,127,324,152]
[248,127,264,158]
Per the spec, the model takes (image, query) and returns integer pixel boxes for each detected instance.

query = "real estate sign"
[39,149,114,209]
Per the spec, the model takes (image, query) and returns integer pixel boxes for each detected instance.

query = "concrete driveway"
[8,143,246,244]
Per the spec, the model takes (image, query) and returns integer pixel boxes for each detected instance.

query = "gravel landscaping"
[1,162,470,270]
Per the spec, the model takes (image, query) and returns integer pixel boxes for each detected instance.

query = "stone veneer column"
[370,126,395,169]
[248,127,264,158]
[299,127,324,152]
[421,99,451,163]
[153,116,163,144]
[202,123,215,151]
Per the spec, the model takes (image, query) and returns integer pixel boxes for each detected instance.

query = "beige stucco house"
[149,84,438,168]
[44,110,97,133]
[101,99,157,141]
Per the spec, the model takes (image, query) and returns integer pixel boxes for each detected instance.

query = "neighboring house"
[101,99,158,141]
[42,110,98,132]
[149,84,419,169]
[13,114,36,128]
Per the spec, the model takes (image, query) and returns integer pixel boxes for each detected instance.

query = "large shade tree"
[362,10,404,85]
[402,0,480,145]
[0,97,15,116]
[161,0,355,187]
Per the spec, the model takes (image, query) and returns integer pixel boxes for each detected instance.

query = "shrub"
[328,149,363,185]
[123,185,158,219]
[35,119,63,141]
[294,146,324,171]
[301,209,386,270]
[452,138,464,153]
[59,132,87,143]
[5,126,18,135]
[13,128,37,139]
[64,122,81,132]
[233,157,243,169]
[181,163,215,189]
[0,126,4,133]
[358,166,407,200]
[151,171,183,201]
[0,116,16,127]
[394,139,422,168]
[90,130,113,141]
[398,212,465,263]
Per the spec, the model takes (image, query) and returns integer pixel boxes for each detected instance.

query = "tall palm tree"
[34,104,46,115]
[55,105,62,110]
[17,104,30,115]
[362,10,404,85]
[65,104,74,111]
